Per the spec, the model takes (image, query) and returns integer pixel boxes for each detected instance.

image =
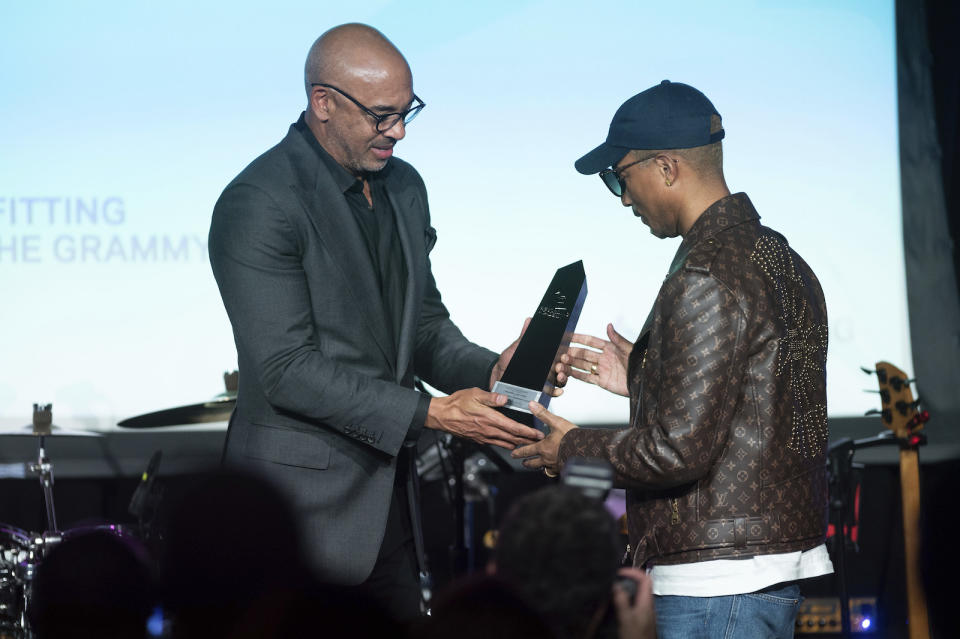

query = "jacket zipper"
[623,542,644,567]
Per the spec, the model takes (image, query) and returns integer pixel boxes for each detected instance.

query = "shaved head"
[302,24,416,176]
[304,23,411,97]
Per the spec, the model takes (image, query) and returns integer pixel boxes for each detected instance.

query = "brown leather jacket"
[558,193,829,567]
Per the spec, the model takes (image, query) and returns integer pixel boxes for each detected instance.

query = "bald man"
[208,24,542,618]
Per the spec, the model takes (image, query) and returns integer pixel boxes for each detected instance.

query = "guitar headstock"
[872,361,928,440]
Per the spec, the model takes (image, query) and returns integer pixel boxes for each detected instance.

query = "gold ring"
[591,364,598,375]
[543,468,558,478]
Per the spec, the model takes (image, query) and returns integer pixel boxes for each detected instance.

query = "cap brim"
[574,141,629,175]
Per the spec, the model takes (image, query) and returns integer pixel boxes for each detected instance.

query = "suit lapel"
[385,175,424,382]
[284,129,395,370]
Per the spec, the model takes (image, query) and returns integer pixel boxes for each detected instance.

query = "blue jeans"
[654,583,801,639]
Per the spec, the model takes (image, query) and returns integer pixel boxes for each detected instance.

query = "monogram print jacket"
[557,193,829,567]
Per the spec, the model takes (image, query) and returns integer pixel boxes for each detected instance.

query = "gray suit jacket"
[208,121,498,584]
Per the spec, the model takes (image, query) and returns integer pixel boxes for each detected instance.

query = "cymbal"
[117,396,235,428]
[0,424,103,438]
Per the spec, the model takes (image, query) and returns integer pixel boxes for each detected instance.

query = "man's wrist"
[405,392,431,443]
[424,394,447,431]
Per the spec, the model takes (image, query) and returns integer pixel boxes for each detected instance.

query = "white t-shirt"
[650,544,834,597]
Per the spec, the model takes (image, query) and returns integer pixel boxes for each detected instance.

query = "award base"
[492,381,543,418]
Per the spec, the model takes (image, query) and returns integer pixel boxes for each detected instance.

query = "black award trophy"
[493,260,587,430]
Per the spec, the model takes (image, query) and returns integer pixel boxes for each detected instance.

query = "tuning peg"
[864,389,891,402]
[895,398,922,416]
[888,375,918,392]
[865,407,893,423]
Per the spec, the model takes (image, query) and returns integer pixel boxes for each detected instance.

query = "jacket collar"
[283,119,425,380]
[282,122,398,370]
[684,192,759,245]
[667,192,759,276]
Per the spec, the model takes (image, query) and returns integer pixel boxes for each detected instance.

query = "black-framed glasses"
[598,155,658,197]
[311,82,425,132]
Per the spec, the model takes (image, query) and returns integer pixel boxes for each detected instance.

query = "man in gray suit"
[208,24,543,618]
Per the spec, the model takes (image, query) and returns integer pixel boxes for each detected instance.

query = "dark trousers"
[348,448,421,621]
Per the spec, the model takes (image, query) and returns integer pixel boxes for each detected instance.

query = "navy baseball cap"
[575,80,725,175]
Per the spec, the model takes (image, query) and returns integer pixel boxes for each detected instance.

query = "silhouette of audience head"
[161,468,398,638]
[30,529,156,639]
[408,574,557,639]
[161,469,307,638]
[491,485,622,639]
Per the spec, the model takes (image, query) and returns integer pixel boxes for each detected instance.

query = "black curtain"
[924,1,960,290]
[897,0,960,426]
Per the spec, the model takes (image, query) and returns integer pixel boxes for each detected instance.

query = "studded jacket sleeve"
[558,268,749,489]
[557,194,830,564]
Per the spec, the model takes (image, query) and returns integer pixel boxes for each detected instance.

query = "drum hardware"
[27,406,58,534]
[128,451,164,545]
[0,405,119,638]
[0,404,67,638]
[0,525,31,639]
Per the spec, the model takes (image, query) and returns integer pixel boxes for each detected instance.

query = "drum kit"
[0,404,108,637]
[0,381,236,638]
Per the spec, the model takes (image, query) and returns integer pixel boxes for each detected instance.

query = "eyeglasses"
[598,155,659,197]
[311,83,425,133]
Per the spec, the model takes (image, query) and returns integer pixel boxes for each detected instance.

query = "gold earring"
[665,179,672,187]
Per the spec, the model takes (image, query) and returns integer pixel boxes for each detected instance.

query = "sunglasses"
[597,155,659,197]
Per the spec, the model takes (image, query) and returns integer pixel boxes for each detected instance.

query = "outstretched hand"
[511,401,577,475]
[555,323,633,397]
[425,388,544,450]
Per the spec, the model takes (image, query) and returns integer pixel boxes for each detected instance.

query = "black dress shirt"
[294,113,429,437]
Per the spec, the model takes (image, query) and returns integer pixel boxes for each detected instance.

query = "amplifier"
[795,597,877,634]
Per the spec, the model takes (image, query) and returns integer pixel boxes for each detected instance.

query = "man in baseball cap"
[574,79,725,175]
[515,81,833,638]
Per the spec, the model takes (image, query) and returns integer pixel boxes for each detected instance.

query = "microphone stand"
[442,436,512,577]
[414,381,510,579]
[828,431,912,638]
[449,437,468,575]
